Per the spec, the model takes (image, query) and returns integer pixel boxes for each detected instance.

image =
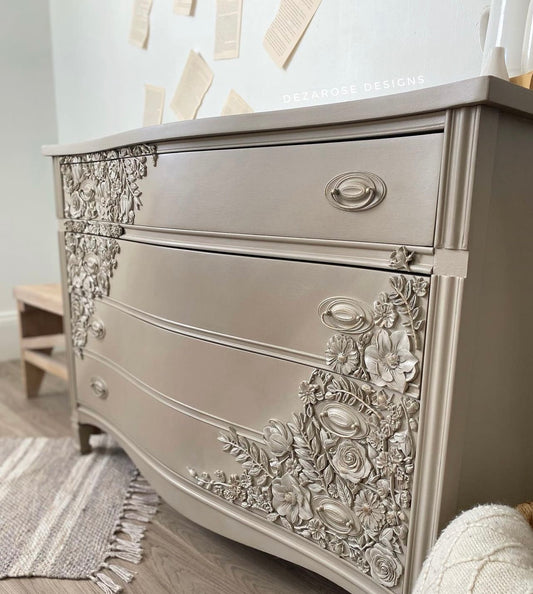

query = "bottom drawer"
[76,356,247,477]
[75,331,419,594]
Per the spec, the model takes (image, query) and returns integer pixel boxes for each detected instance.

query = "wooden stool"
[13,283,67,397]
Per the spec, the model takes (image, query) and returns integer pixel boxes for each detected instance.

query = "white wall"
[49,0,487,144]
[0,1,59,360]
[0,0,488,361]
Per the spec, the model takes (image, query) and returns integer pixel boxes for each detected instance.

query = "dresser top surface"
[43,76,533,157]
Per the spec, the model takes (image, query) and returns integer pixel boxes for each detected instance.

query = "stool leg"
[16,301,44,398]
[16,301,63,398]
[23,349,53,397]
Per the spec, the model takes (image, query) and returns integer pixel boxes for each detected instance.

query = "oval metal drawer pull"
[89,376,108,399]
[318,297,374,333]
[325,172,386,211]
[89,319,106,340]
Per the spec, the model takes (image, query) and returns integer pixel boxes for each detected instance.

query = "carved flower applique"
[305,518,326,542]
[79,177,97,204]
[298,381,318,405]
[271,473,313,524]
[263,420,293,457]
[62,162,83,195]
[373,293,397,328]
[67,192,84,219]
[390,245,414,271]
[397,489,411,509]
[325,335,359,375]
[364,329,417,393]
[331,439,372,484]
[365,544,403,588]
[353,490,386,531]
[411,277,429,297]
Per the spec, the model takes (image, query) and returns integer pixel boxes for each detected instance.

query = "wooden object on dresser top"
[511,71,533,89]
[43,76,533,594]
[13,283,66,397]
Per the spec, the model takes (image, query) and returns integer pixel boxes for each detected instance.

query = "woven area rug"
[0,435,159,593]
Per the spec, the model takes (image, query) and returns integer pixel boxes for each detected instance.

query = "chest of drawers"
[44,77,533,593]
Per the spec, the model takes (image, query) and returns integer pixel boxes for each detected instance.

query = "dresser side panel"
[451,110,533,513]
[405,106,501,589]
[52,157,64,221]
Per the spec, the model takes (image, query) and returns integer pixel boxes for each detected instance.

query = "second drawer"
[76,239,430,396]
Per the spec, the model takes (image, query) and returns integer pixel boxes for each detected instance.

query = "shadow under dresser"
[43,76,533,594]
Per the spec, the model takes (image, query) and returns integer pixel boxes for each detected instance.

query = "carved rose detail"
[364,329,418,393]
[331,440,372,484]
[190,369,419,592]
[366,544,403,588]
[60,144,157,225]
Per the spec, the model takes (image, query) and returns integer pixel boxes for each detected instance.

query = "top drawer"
[60,133,443,246]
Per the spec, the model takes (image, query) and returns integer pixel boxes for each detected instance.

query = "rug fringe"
[90,469,160,593]
[119,521,146,543]
[90,572,122,593]
[107,563,135,583]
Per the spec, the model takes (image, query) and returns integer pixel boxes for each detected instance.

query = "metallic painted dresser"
[44,77,533,594]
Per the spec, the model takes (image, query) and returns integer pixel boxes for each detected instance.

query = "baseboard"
[0,310,19,362]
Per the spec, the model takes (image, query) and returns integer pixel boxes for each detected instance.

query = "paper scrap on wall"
[221,90,253,116]
[214,0,243,60]
[263,0,321,68]
[170,51,214,120]
[173,0,194,16]
[143,85,165,126]
[129,0,153,49]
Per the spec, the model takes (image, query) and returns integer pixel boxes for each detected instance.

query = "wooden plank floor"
[0,360,345,594]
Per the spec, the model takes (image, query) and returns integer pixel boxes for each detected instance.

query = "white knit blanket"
[414,504,533,593]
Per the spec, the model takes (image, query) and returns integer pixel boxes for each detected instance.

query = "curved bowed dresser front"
[44,77,533,594]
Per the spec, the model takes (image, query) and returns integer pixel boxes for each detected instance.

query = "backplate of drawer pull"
[318,296,375,333]
[89,319,106,340]
[89,376,108,399]
[325,171,386,211]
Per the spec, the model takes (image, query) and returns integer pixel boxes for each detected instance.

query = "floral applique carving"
[60,144,157,225]
[189,274,428,591]
[62,145,157,356]
[65,233,119,357]
[189,370,420,591]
